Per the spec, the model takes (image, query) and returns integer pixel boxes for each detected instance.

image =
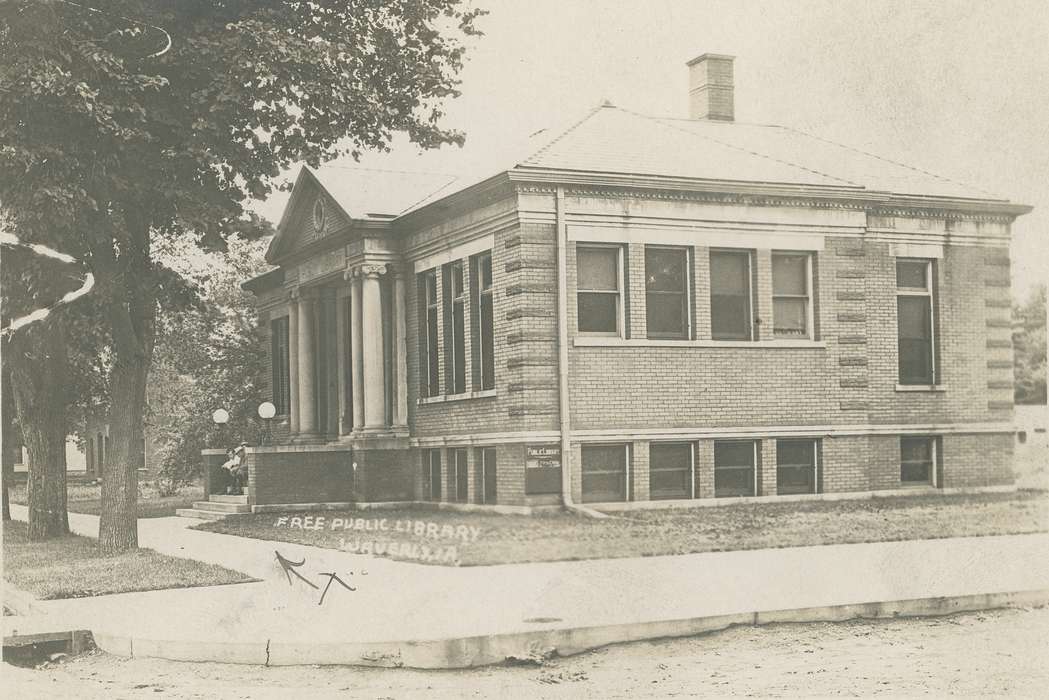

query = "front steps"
[176,494,251,521]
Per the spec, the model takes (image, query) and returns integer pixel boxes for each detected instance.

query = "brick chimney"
[687,53,735,121]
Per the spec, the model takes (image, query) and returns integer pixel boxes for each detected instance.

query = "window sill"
[895,384,946,393]
[574,337,827,349]
[418,389,497,406]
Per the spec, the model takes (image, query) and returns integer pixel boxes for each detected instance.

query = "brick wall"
[248,449,355,505]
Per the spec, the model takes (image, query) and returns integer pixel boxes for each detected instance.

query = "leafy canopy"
[0,0,485,249]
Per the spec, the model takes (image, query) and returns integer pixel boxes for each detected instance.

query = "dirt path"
[6,607,1049,698]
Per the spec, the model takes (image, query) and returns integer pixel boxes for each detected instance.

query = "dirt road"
[6,607,1048,698]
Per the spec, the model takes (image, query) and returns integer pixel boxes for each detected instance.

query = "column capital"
[288,285,300,300]
[360,263,388,279]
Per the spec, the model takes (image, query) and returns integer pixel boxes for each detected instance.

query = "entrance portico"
[285,261,410,443]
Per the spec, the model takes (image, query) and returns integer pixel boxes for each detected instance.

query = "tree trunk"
[6,321,71,539]
[96,214,156,554]
[2,365,15,521]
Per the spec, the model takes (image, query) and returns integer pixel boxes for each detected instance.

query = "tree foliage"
[1014,284,1047,405]
[1,0,484,551]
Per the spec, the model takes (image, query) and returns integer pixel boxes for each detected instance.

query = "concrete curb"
[89,587,1049,669]
[2,584,46,616]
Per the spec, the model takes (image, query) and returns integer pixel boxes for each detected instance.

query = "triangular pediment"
[266,167,354,264]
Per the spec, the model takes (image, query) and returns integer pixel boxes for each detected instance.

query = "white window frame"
[645,245,693,340]
[900,435,939,488]
[709,248,755,342]
[576,244,625,337]
[895,258,937,386]
[776,438,820,495]
[772,251,814,340]
[713,439,759,497]
[648,441,696,500]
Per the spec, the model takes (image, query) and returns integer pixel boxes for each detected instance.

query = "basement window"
[649,442,694,500]
[900,436,939,487]
[714,440,757,497]
[776,439,819,495]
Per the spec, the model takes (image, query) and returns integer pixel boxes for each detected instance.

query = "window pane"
[479,253,493,290]
[715,467,754,497]
[452,302,466,393]
[898,297,932,384]
[646,248,687,293]
[428,451,442,501]
[710,251,749,295]
[773,255,807,295]
[581,445,627,472]
[650,443,691,500]
[711,294,750,340]
[777,440,815,468]
[482,448,497,504]
[450,262,465,298]
[578,292,618,333]
[578,247,619,291]
[900,437,933,484]
[777,440,815,495]
[715,441,755,468]
[896,260,928,289]
[773,298,807,337]
[426,309,440,395]
[480,294,495,390]
[778,467,814,495]
[646,292,688,337]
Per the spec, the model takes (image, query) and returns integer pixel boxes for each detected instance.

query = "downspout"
[555,186,608,518]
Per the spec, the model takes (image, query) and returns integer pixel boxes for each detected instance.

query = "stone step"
[208,494,250,505]
[192,501,252,514]
[175,508,231,521]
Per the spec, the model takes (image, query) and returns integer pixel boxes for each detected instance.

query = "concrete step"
[175,508,231,521]
[192,501,251,514]
[208,494,250,505]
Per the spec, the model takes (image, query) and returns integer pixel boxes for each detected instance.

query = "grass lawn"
[3,520,252,600]
[9,482,203,518]
[195,490,1049,567]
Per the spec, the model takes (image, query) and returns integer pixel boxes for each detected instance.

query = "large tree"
[1014,284,1047,405]
[0,0,484,552]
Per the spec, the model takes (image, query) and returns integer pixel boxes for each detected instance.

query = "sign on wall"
[526,445,562,495]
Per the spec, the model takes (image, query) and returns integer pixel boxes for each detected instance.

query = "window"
[270,317,291,415]
[443,261,467,394]
[896,259,936,385]
[772,253,813,339]
[479,447,497,505]
[577,245,623,335]
[581,444,628,503]
[710,250,753,340]
[426,449,442,501]
[471,252,495,391]
[776,439,818,495]
[646,247,691,339]
[649,442,694,500]
[714,440,757,497]
[453,448,468,503]
[900,436,938,486]
[418,270,440,397]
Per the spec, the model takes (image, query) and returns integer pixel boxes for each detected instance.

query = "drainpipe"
[555,186,608,519]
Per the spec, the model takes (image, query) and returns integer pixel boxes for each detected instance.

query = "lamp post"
[212,408,230,448]
[257,402,276,446]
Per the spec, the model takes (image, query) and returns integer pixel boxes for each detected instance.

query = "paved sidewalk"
[6,504,1049,667]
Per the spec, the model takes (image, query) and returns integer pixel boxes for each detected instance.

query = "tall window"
[443,261,467,394]
[577,245,623,335]
[479,447,497,505]
[714,440,756,497]
[426,449,442,501]
[645,247,691,339]
[710,250,753,340]
[418,270,440,397]
[649,442,693,500]
[896,259,936,385]
[581,444,628,503]
[772,253,813,339]
[471,251,495,391]
[453,448,468,503]
[776,439,818,495]
[900,436,938,486]
[270,316,291,414]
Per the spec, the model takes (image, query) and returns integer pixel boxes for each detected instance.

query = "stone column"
[350,269,365,432]
[361,264,387,430]
[393,269,409,428]
[288,294,300,436]
[336,286,350,436]
[297,293,318,438]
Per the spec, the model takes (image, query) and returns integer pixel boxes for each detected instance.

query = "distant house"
[204,54,1031,512]
[82,418,159,478]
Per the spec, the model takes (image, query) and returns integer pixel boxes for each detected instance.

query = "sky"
[253,0,1048,299]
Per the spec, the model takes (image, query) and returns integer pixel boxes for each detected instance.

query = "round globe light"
[257,402,276,420]
[212,408,230,425]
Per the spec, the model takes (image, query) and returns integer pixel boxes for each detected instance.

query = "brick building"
[220,55,1031,513]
